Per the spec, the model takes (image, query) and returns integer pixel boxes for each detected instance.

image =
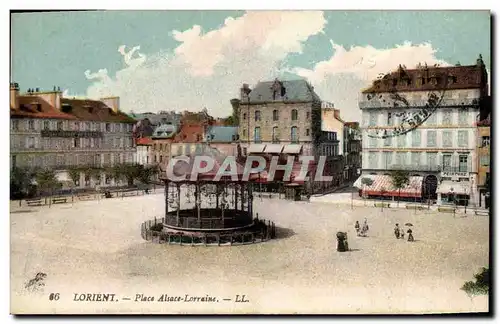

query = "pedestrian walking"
[394,223,401,239]
[355,221,360,236]
[407,228,414,242]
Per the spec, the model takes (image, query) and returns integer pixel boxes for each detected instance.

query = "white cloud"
[83,11,326,117]
[293,41,450,122]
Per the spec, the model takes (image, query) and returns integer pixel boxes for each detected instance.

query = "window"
[291,109,298,121]
[412,130,421,147]
[442,154,452,171]
[458,130,468,147]
[273,110,279,121]
[272,127,279,143]
[480,155,490,166]
[74,137,80,148]
[106,123,111,132]
[427,152,437,168]
[387,112,393,126]
[27,137,35,149]
[368,152,378,169]
[384,136,392,147]
[458,109,468,125]
[370,136,377,148]
[395,152,406,165]
[85,175,90,186]
[11,155,16,168]
[11,120,19,131]
[382,151,392,168]
[426,130,437,147]
[291,126,298,143]
[426,112,437,125]
[243,113,247,120]
[85,122,90,131]
[369,112,377,126]
[397,134,406,148]
[306,129,310,136]
[160,144,163,151]
[57,121,63,130]
[411,152,421,166]
[159,155,163,163]
[44,120,50,130]
[105,175,111,184]
[442,131,453,147]
[306,111,310,119]
[481,136,490,147]
[254,110,261,122]
[254,127,261,143]
[459,155,468,172]
[442,110,453,125]
[28,120,35,131]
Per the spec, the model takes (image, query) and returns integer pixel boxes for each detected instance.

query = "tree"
[360,177,374,206]
[35,169,61,197]
[137,164,158,188]
[10,167,35,199]
[67,167,81,188]
[84,167,101,187]
[461,267,489,297]
[390,170,410,207]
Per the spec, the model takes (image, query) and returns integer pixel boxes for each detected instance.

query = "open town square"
[10,191,489,314]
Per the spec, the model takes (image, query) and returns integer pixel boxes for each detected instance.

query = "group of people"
[394,223,414,242]
[354,219,369,237]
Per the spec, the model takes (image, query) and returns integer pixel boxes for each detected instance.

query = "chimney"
[334,109,341,120]
[35,87,62,110]
[10,82,19,109]
[100,96,120,114]
[240,84,251,101]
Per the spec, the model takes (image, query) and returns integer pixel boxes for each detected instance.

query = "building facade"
[135,137,153,165]
[237,79,326,192]
[343,122,362,182]
[10,83,136,188]
[356,56,489,205]
[150,124,178,164]
[205,126,240,157]
[477,114,490,208]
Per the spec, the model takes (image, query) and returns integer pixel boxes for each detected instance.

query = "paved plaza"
[10,193,489,314]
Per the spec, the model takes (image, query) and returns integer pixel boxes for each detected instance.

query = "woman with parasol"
[405,223,414,242]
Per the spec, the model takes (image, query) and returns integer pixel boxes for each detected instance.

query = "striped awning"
[264,144,284,154]
[247,144,266,153]
[437,181,469,195]
[283,144,302,154]
[353,175,423,198]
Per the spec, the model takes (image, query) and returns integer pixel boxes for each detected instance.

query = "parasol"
[405,223,413,227]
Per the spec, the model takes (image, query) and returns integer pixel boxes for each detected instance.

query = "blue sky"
[11,10,490,121]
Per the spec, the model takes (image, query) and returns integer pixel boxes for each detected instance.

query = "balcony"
[359,97,480,109]
[366,164,441,172]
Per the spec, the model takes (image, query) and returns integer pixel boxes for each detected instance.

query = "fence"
[140,217,276,246]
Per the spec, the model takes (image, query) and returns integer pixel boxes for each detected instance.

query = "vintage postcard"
[10,9,491,315]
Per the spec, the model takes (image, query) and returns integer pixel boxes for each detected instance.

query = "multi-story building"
[477,113,490,208]
[205,126,240,157]
[355,56,488,205]
[344,122,362,182]
[237,79,332,193]
[135,137,153,165]
[319,104,345,188]
[170,123,205,157]
[10,83,136,188]
[150,124,178,164]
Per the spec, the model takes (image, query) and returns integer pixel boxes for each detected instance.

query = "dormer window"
[36,103,42,112]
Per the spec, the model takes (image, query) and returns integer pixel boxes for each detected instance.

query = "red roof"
[362,63,487,94]
[136,137,153,145]
[10,94,135,123]
[173,124,205,143]
[11,96,78,120]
